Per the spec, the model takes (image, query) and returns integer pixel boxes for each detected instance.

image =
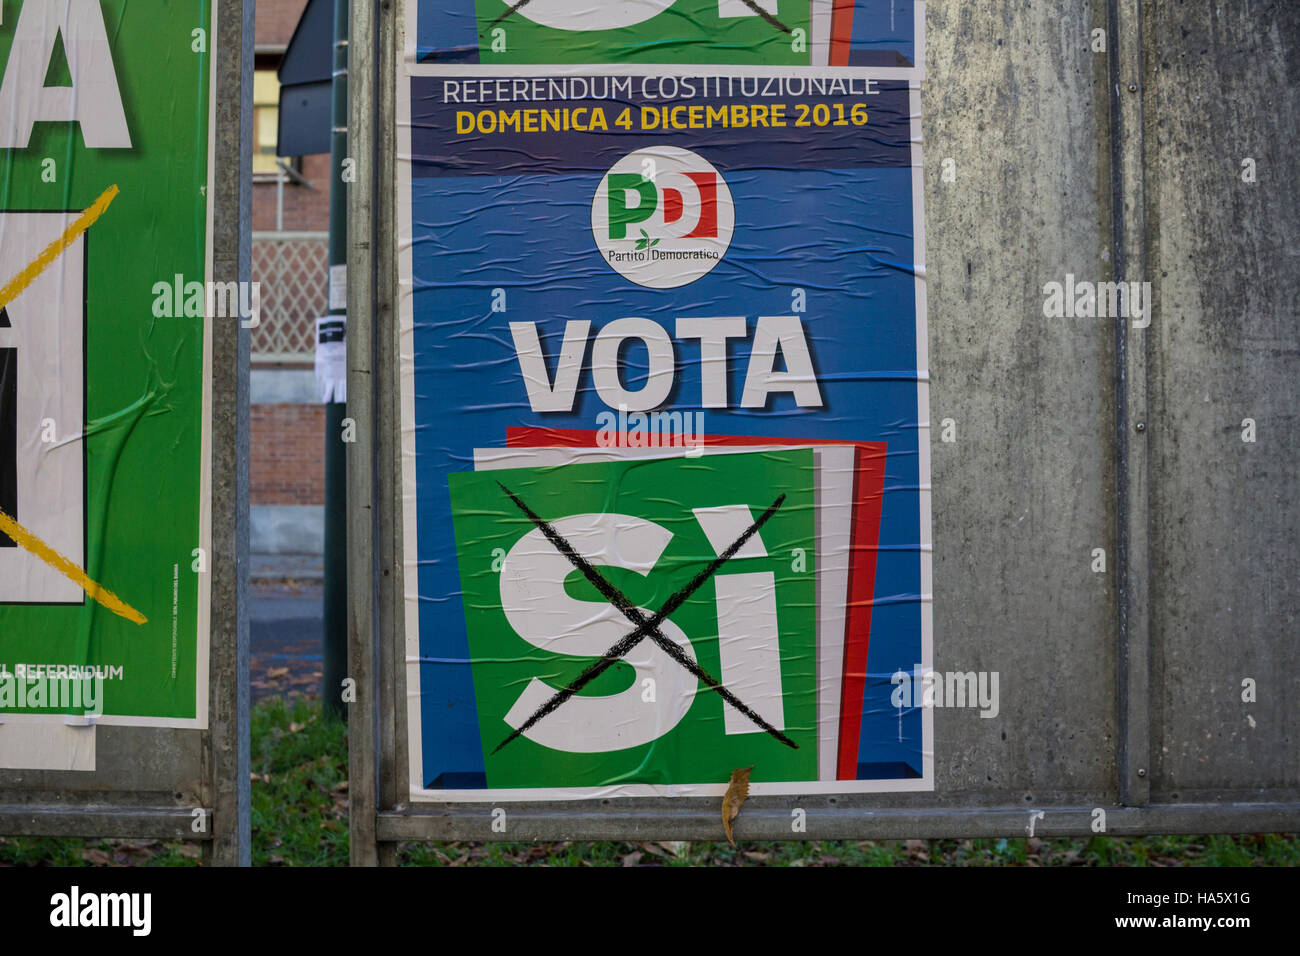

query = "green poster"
[0,0,214,724]
[449,449,818,790]
[473,0,813,66]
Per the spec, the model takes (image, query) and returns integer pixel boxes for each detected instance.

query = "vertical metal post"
[210,0,252,866]
[1108,0,1152,807]
[373,0,401,868]
[346,0,379,867]
[323,0,350,721]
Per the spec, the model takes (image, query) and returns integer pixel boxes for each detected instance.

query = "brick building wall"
[252,404,326,505]
[253,152,332,232]
[252,0,331,555]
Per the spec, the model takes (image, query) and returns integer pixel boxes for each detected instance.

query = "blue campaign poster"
[398,67,932,800]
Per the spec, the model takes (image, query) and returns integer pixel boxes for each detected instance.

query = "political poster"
[0,0,217,730]
[409,0,924,71]
[398,33,931,799]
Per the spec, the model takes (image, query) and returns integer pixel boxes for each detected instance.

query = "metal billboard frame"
[0,0,251,867]
[347,0,1300,864]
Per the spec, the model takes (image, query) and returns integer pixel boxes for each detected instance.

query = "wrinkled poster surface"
[0,1,214,728]
[401,0,930,799]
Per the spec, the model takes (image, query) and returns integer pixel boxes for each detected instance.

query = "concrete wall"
[1143,1,1299,800]
[917,0,1297,810]
[922,0,1117,806]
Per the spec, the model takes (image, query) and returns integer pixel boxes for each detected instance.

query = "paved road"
[251,582,323,703]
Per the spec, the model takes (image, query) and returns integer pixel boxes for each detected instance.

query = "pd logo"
[591,146,735,289]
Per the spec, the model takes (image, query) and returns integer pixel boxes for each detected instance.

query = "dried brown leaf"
[721,765,754,847]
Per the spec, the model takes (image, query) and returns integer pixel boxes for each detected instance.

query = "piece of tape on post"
[0,717,96,771]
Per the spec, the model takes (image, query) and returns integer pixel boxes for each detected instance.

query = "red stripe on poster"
[830,0,856,67]
[838,443,886,779]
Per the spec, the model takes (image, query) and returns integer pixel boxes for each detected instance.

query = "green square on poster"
[473,0,814,66]
[448,448,818,790]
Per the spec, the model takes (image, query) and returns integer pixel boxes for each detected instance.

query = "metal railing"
[251,231,328,363]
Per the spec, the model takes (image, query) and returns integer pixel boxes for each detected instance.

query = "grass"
[3,695,1297,867]
[251,694,349,866]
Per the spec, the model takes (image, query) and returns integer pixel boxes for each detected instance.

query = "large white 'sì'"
[499,512,698,753]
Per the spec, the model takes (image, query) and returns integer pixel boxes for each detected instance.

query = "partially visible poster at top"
[411,0,924,71]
